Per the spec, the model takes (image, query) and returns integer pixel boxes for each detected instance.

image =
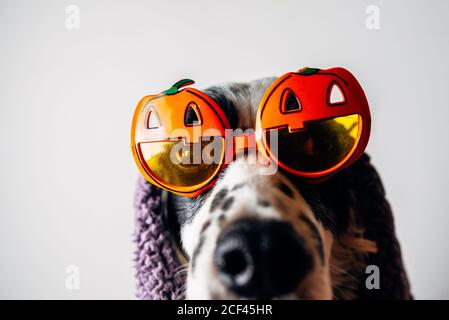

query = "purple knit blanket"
[133,176,186,300]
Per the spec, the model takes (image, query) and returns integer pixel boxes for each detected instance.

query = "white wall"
[1,0,448,299]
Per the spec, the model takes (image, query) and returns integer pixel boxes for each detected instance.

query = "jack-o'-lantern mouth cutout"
[131,67,371,197]
[263,113,362,177]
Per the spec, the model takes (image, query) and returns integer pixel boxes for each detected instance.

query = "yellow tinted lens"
[266,114,360,173]
[138,137,224,189]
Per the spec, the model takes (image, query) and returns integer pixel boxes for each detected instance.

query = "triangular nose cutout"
[147,109,160,129]
[184,103,201,126]
[283,90,302,112]
[329,83,345,105]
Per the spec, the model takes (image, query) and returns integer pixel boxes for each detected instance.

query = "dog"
[162,78,411,300]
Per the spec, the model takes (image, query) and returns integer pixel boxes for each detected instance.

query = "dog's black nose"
[214,218,313,298]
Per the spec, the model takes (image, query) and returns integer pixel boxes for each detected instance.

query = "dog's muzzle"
[213,218,313,299]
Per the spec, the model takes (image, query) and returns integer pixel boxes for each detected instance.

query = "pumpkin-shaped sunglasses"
[131,67,371,197]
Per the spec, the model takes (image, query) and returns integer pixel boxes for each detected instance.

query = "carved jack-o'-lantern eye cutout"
[184,102,202,126]
[328,81,346,105]
[146,107,160,129]
[281,89,302,113]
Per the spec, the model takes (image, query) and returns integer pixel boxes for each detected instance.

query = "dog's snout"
[213,218,313,298]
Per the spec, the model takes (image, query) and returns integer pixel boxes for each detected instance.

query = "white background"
[1,0,448,299]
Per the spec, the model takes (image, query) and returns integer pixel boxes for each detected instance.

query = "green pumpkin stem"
[298,67,320,75]
[162,79,195,95]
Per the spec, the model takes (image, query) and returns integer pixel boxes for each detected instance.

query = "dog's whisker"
[174,265,189,277]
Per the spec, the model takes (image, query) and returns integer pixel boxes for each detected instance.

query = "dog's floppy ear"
[133,176,186,300]
[349,154,413,299]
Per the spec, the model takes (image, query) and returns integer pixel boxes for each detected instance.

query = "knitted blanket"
[134,177,185,300]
